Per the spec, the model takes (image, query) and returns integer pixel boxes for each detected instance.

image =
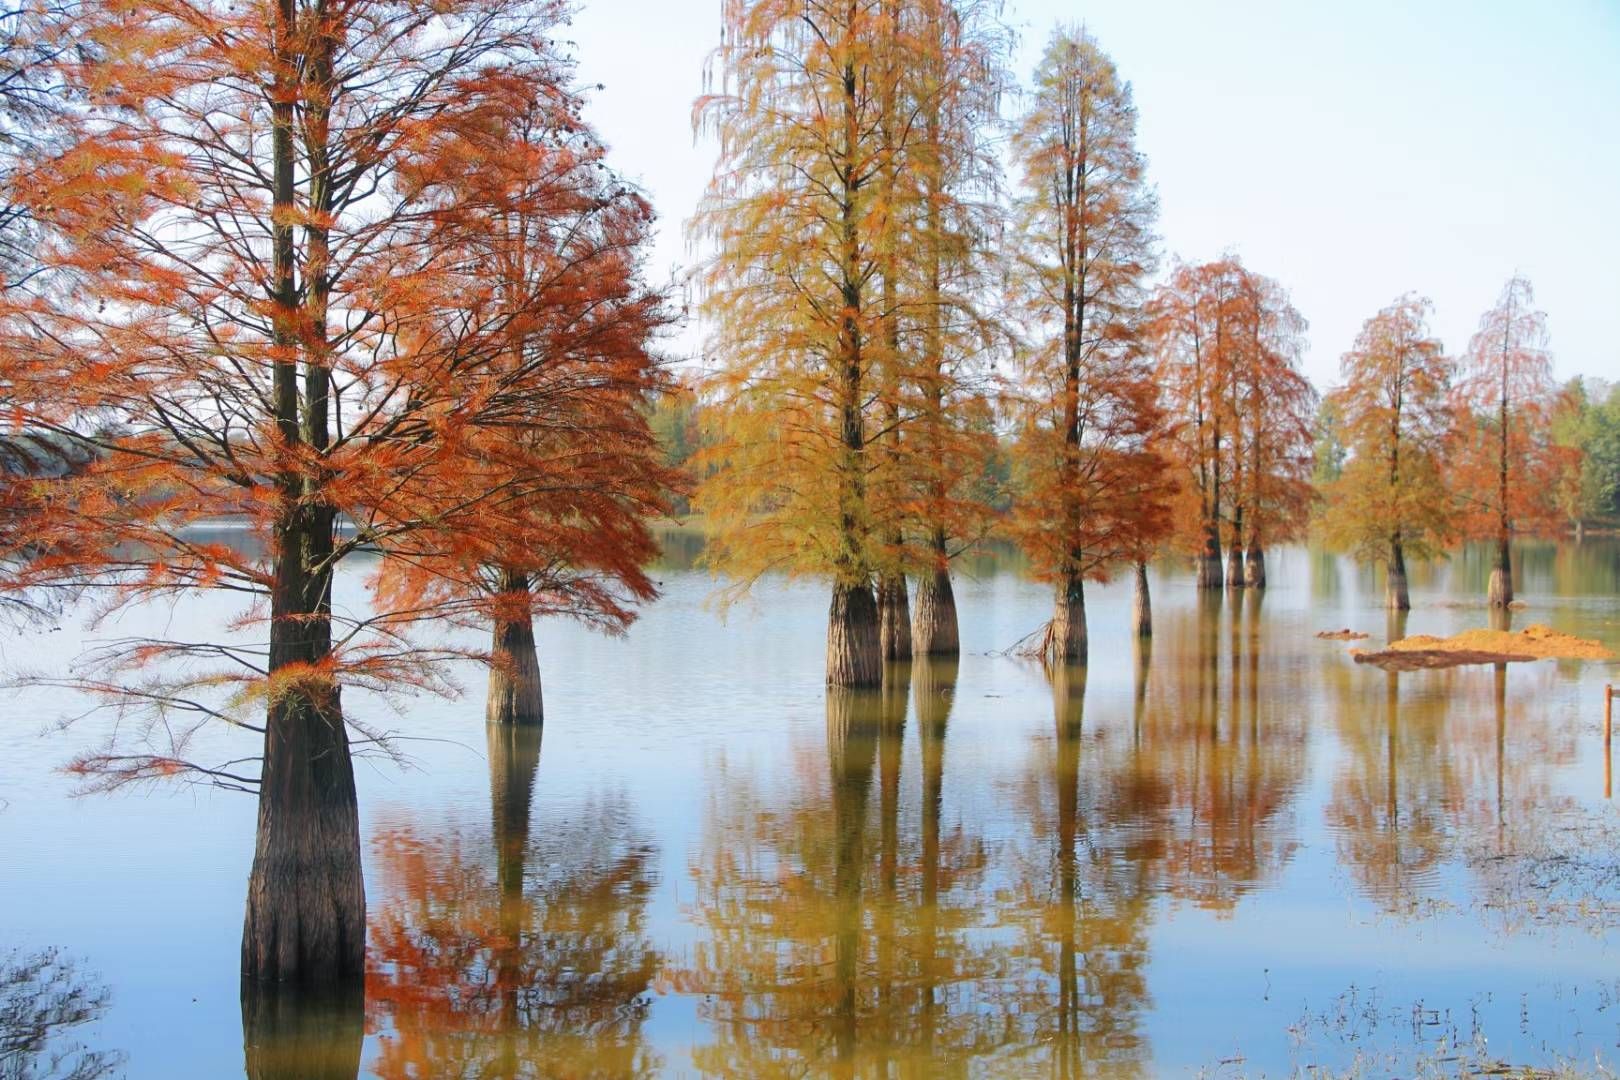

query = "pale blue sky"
[566,0,1619,391]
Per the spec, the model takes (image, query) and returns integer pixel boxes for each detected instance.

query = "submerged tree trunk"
[1487,534,1512,608]
[1386,534,1410,611]
[1049,572,1087,664]
[828,579,883,687]
[1132,560,1152,638]
[1244,537,1266,589]
[243,500,364,984]
[911,538,959,656]
[877,572,912,661]
[486,568,543,726]
[1196,520,1224,589]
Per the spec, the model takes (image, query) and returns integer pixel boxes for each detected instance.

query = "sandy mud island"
[1351,624,1616,671]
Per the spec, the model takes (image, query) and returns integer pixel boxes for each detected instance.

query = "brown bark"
[241,979,363,1080]
[1244,537,1266,589]
[241,643,364,984]
[827,578,883,687]
[1386,535,1410,611]
[1131,560,1152,638]
[486,568,543,726]
[1225,515,1246,589]
[1196,521,1224,589]
[1049,572,1088,664]
[242,0,362,986]
[1487,535,1512,608]
[877,572,912,661]
[911,563,960,657]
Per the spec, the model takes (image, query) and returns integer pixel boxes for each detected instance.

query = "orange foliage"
[1006,28,1172,591]
[0,0,671,746]
[1451,275,1562,544]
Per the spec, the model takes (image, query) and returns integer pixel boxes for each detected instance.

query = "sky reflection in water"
[3,538,1619,1076]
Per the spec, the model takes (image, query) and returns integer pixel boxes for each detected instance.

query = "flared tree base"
[1048,576,1088,665]
[242,690,365,985]
[486,616,544,726]
[827,579,883,687]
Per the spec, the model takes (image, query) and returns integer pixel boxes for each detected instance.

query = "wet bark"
[486,568,543,726]
[1385,535,1410,611]
[827,578,883,687]
[911,562,959,657]
[1131,560,1152,639]
[1049,572,1087,665]
[877,572,912,661]
[241,980,363,1080]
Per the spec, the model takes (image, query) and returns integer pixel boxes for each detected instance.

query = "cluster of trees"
[0,0,674,985]
[692,7,1321,683]
[1318,277,1596,610]
[0,0,1603,998]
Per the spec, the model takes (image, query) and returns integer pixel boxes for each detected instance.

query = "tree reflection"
[0,949,121,1080]
[1324,664,1457,910]
[1139,597,1306,910]
[996,664,1155,1078]
[242,980,363,1080]
[673,673,1003,1075]
[365,723,661,1078]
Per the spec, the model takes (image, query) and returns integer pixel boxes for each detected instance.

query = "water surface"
[3,539,1619,1076]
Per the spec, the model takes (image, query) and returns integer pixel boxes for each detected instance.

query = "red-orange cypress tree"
[1006,26,1169,665]
[0,0,669,984]
[1453,275,1558,607]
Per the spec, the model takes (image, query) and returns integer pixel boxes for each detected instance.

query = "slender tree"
[379,81,675,727]
[0,0,667,984]
[1321,295,1455,610]
[1008,26,1165,663]
[1227,267,1314,589]
[1455,275,1556,607]
[891,0,1009,659]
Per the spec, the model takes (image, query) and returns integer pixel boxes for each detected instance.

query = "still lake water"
[3,537,1619,1077]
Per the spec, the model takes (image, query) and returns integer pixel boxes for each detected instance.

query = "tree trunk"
[243,508,364,984]
[1487,534,1512,608]
[241,980,363,1080]
[1244,537,1266,589]
[1132,560,1152,638]
[1225,520,1246,589]
[1049,572,1087,664]
[827,578,882,687]
[486,569,543,726]
[1386,535,1410,611]
[877,572,912,661]
[242,679,364,984]
[1196,520,1224,589]
[911,563,959,657]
